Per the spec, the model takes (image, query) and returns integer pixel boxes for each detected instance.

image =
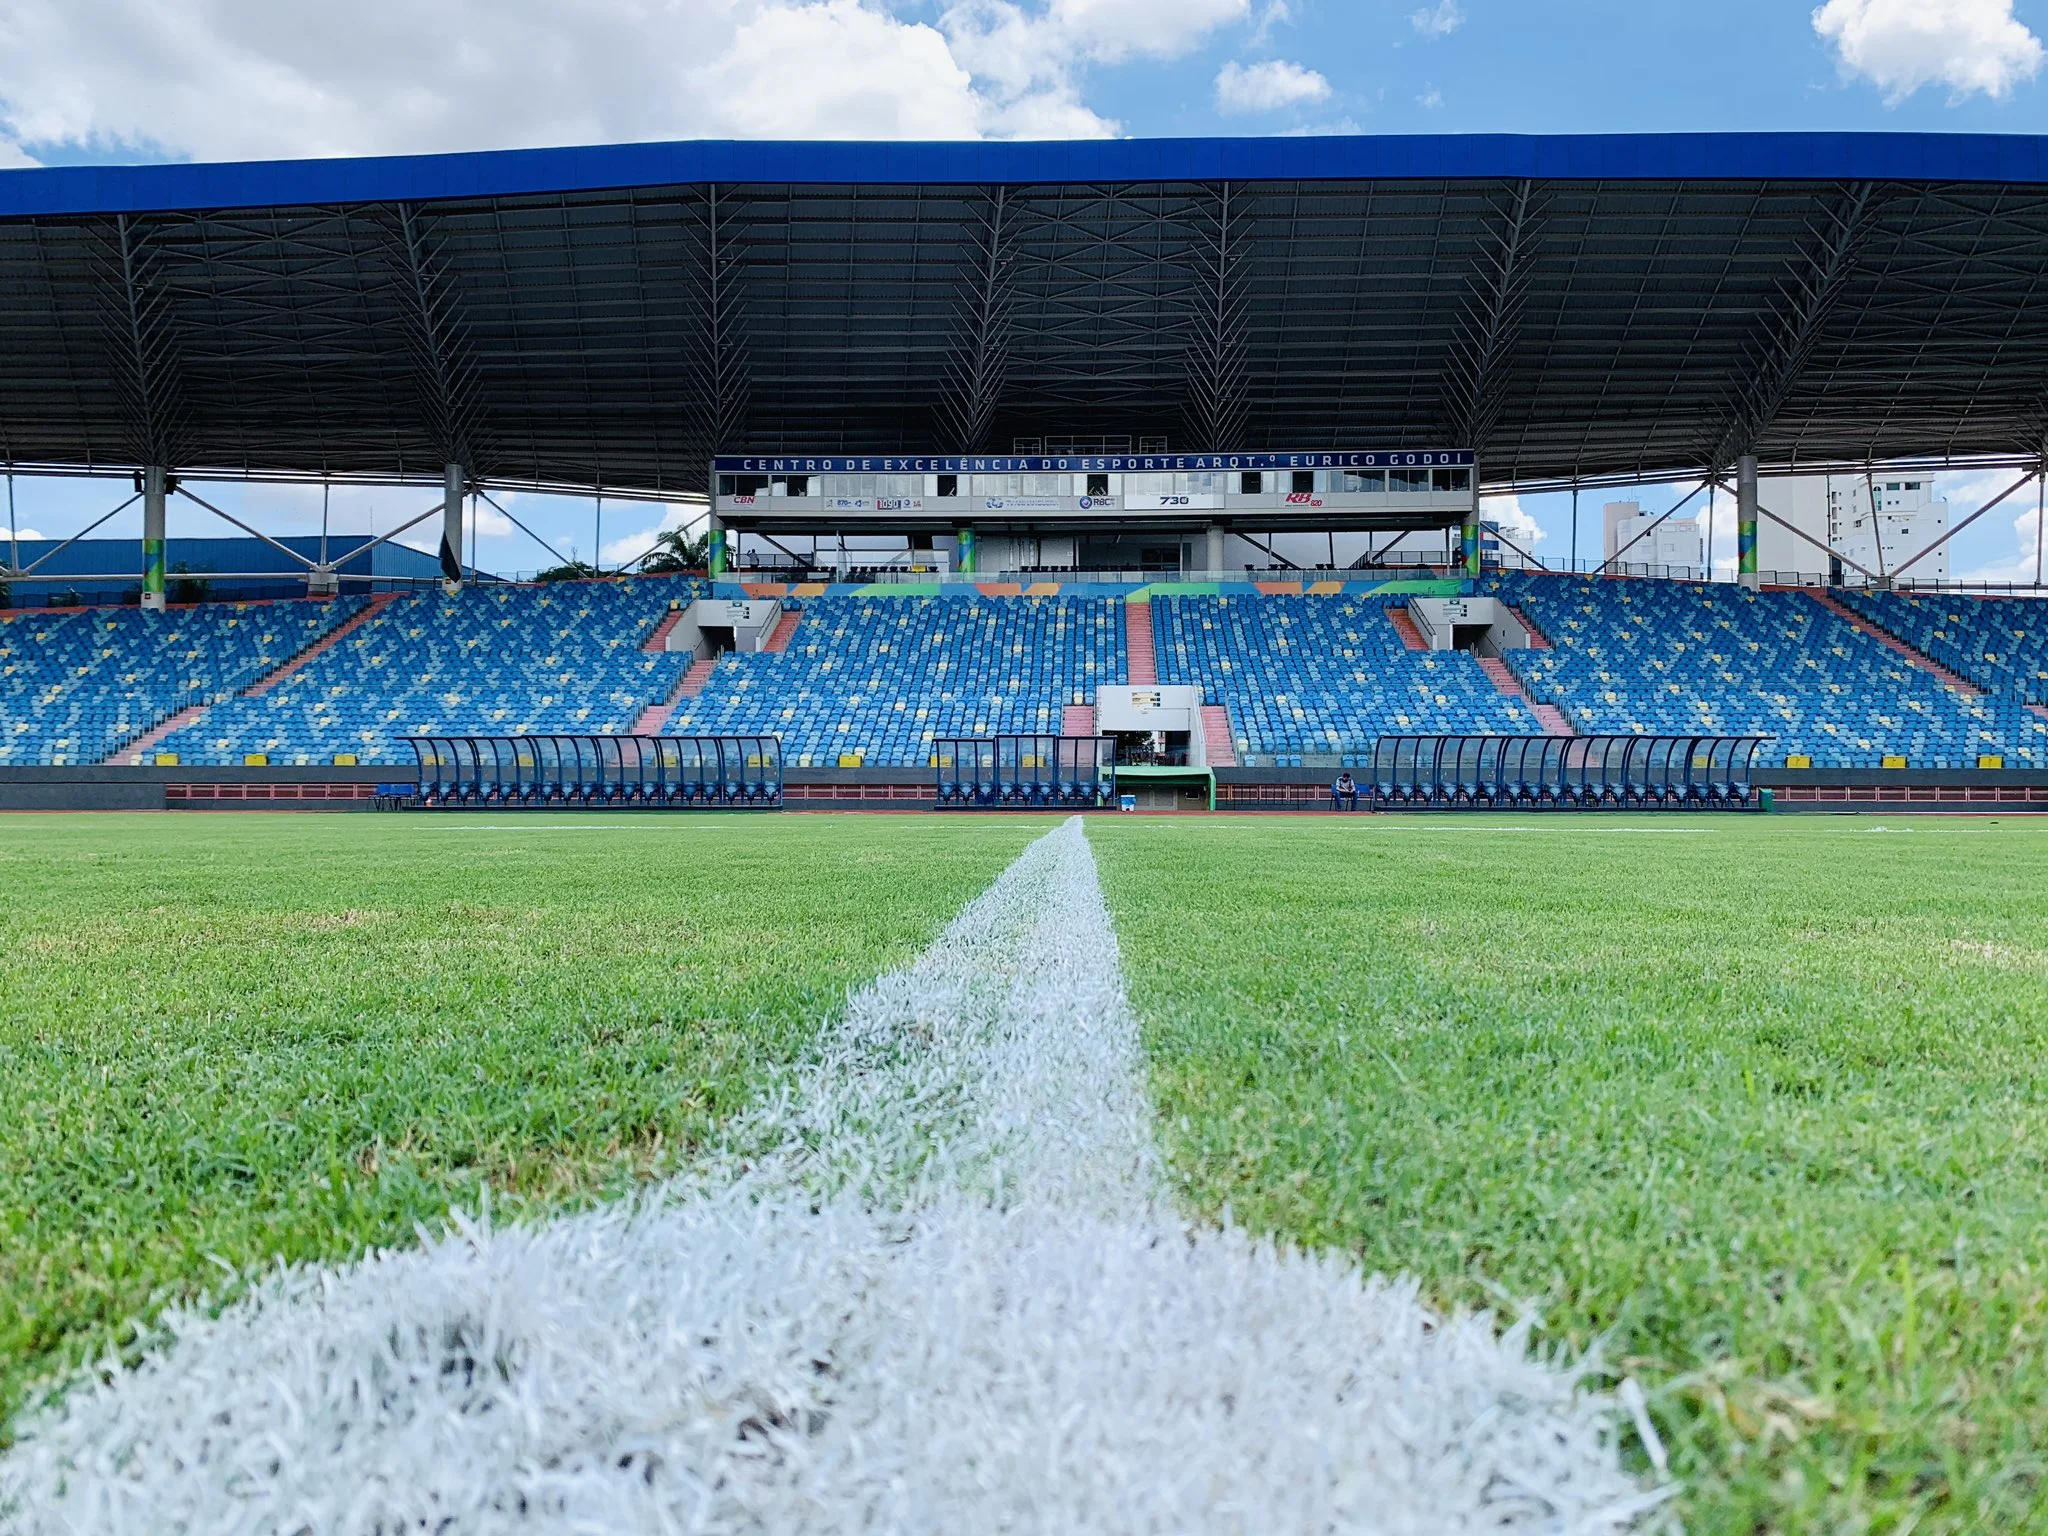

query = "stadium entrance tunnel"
[934,735,1118,810]
[397,735,782,809]
[1366,735,1767,811]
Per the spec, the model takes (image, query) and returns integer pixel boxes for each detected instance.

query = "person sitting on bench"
[1330,770,1359,811]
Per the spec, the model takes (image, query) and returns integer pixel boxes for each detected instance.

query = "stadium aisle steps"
[642,609,687,653]
[1508,605,1553,648]
[1125,599,1157,684]
[1809,591,1984,696]
[1200,704,1238,765]
[1477,656,1576,737]
[1062,703,1097,736]
[763,609,804,653]
[105,703,208,765]
[245,593,400,697]
[678,657,719,698]
[1388,608,1431,651]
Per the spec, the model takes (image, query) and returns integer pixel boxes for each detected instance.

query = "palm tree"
[638,525,709,574]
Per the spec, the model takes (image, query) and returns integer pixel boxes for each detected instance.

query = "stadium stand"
[154,579,698,764]
[1495,574,2048,767]
[8,573,2048,779]
[666,594,1125,767]
[1152,593,1541,765]
[0,599,367,765]
[1836,590,2048,706]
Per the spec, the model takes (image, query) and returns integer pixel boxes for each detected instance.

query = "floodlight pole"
[441,462,465,588]
[1736,454,1760,590]
[141,466,168,610]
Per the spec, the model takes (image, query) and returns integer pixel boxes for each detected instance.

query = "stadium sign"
[713,451,1473,473]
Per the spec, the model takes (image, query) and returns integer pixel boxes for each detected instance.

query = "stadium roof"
[4,131,2048,498]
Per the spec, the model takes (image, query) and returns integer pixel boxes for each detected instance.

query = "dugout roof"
[4,132,2048,498]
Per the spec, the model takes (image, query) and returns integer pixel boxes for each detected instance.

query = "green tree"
[637,525,708,575]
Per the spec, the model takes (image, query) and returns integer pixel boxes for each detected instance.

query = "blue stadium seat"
[1493,573,2048,768]
[0,598,367,764]
[1152,593,1540,763]
[665,594,1125,767]
[154,578,698,764]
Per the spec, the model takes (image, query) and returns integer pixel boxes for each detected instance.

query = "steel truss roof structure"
[3,133,2048,499]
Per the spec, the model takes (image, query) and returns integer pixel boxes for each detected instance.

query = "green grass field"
[5,811,2046,1533]
[0,813,1036,1429]
[1093,816,2048,1535]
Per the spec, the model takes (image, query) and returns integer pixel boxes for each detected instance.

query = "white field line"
[0,819,1670,1534]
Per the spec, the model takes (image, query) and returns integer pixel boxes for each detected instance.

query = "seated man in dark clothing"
[1330,770,1359,811]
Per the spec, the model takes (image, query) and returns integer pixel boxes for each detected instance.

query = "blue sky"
[3,0,2047,579]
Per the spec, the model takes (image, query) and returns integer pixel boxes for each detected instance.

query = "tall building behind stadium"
[1,132,2046,811]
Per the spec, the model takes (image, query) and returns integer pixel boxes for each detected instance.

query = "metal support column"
[957,525,978,575]
[706,512,727,577]
[1204,524,1225,574]
[440,462,465,587]
[141,466,168,611]
[1736,454,1760,590]
[1461,467,1483,578]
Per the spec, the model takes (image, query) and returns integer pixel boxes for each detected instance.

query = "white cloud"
[0,138,37,168]
[601,503,704,569]
[1482,492,1543,549]
[1214,58,1329,114]
[941,0,1246,131]
[4,527,49,542]
[1249,1,1292,48]
[0,0,1168,164]
[1416,86,1444,108]
[1409,1,1463,38]
[1813,0,2044,102]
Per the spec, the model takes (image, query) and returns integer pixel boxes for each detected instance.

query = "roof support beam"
[1182,181,1251,452]
[394,204,480,479]
[1445,180,1537,453]
[1714,183,1877,469]
[937,187,1019,453]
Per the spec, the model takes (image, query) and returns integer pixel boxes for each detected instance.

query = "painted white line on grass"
[1,820,1668,1533]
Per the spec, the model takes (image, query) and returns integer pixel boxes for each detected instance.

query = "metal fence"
[402,734,782,808]
[1363,734,1767,810]
[933,735,1118,809]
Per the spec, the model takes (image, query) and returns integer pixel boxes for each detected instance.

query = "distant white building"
[1758,474,1947,585]
[1602,500,1703,573]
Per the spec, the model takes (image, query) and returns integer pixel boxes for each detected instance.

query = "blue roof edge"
[6,131,2048,218]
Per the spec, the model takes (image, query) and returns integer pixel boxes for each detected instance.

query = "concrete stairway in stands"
[1388,607,1430,651]
[1125,599,1156,684]
[763,608,803,652]
[1508,605,1553,648]
[1477,655,1576,735]
[1809,591,1984,696]
[677,656,719,698]
[1061,703,1097,736]
[245,592,399,697]
[110,704,208,764]
[643,609,687,652]
[1200,704,1238,766]
[634,652,716,734]
[103,592,398,763]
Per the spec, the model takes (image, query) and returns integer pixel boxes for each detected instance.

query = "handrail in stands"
[404,733,781,809]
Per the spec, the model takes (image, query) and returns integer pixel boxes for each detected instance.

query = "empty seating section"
[666,595,1124,766]
[0,599,365,764]
[11,575,2048,778]
[1497,575,2048,767]
[1153,594,1539,764]
[156,580,697,764]
[1838,590,2048,705]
